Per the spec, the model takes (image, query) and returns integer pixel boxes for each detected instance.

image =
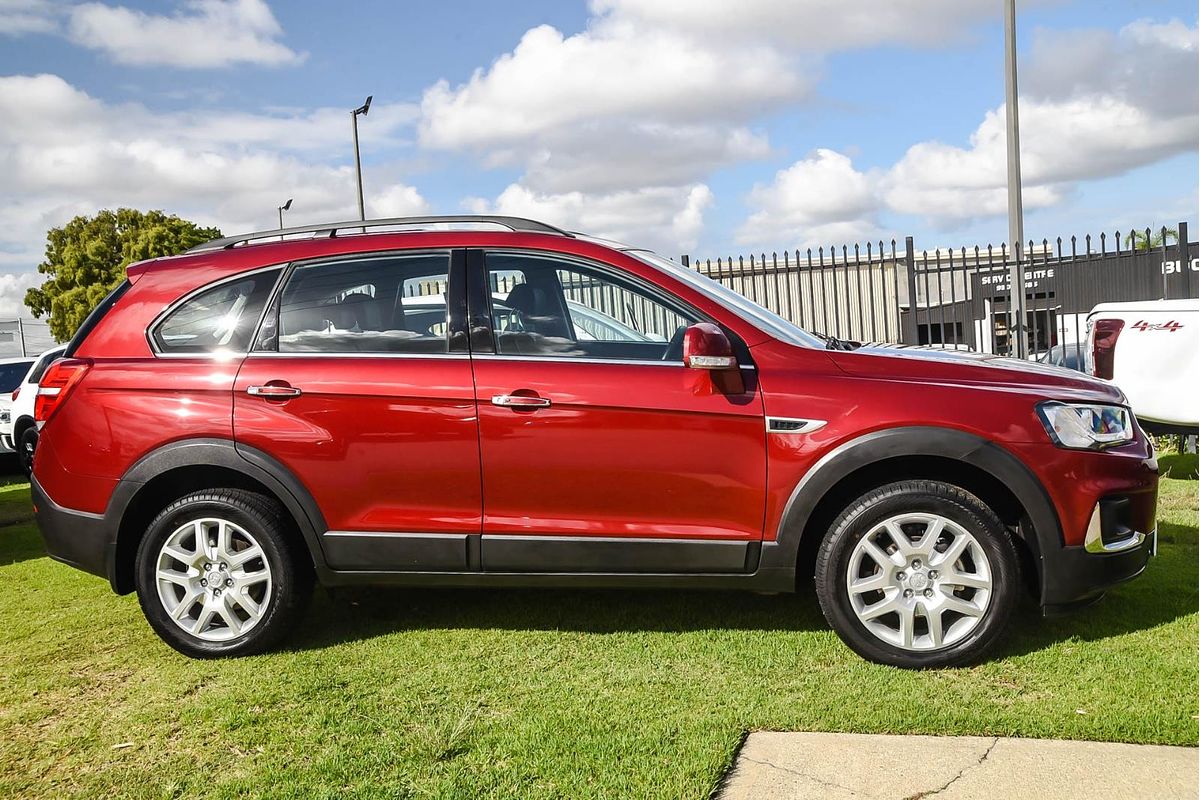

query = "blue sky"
[0,0,1196,315]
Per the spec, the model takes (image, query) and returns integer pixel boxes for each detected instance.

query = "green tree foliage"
[1124,227,1178,251]
[24,209,221,341]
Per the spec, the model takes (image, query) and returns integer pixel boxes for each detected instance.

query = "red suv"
[32,216,1158,667]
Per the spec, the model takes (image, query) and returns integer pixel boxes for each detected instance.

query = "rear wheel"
[17,427,36,478]
[135,489,312,658]
[814,480,1020,668]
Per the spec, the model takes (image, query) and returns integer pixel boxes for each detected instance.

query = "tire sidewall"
[817,483,1019,668]
[135,494,298,658]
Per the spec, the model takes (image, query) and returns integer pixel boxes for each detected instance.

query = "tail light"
[10,388,17,402]
[34,358,91,425]
[1089,319,1124,380]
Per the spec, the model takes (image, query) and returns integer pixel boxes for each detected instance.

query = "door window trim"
[469,248,754,367]
[248,248,468,359]
[147,264,286,359]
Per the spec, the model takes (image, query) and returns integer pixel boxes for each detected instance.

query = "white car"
[1085,298,1198,435]
[0,345,65,474]
[0,356,35,456]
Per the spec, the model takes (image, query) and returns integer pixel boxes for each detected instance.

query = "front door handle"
[491,393,551,409]
[247,384,302,398]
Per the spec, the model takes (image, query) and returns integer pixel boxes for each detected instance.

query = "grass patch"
[1160,451,1199,481]
[0,479,1195,798]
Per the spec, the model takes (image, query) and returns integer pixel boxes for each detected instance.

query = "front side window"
[153,270,281,354]
[486,253,697,361]
[275,253,450,354]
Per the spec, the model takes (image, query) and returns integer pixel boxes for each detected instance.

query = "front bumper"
[31,476,114,582]
[1041,510,1156,613]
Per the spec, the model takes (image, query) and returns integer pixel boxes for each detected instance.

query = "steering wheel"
[662,325,687,362]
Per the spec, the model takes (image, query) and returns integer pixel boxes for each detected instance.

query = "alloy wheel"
[154,517,273,642]
[845,512,992,651]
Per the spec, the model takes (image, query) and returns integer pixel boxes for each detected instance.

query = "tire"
[18,427,36,478]
[135,489,313,658]
[814,480,1020,669]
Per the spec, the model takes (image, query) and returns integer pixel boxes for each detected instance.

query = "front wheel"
[814,480,1020,668]
[135,489,312,658]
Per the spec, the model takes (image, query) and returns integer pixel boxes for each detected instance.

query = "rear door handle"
[491,394,551,409]
[247,384,302,398]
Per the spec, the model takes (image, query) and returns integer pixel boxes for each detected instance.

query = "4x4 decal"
[1130,319,1184,332]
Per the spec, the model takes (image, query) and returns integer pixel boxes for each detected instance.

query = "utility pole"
[1004,0,1027,358]
[351,96,372,224]
[16,318,25,357]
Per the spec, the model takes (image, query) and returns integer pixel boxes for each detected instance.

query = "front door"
[233,249,481,571]
[469,250,766,573]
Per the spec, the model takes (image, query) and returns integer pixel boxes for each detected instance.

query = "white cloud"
[369,184,431,218]
[518,124,769,195]
[0,74,427,273]
[467,182,713,253]
[420,23,805,151]
[883,19,1198,225]
[0,0,58,36]
[591,0,1004,50]
[66,0,305,68]
[738,150,886,247]
[0,271,44,319]
[421,0,1032,245]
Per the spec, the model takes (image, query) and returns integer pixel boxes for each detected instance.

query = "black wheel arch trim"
[763,425,1061,598]
[105,438,332,591]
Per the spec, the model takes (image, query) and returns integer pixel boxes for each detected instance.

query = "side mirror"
[683,323,737,370]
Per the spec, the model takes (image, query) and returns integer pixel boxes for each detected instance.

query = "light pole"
[351,95,372,223]
[278,198,293,230]
[1003,0,1027,358]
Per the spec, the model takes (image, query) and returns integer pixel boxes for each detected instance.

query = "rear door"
[468,249,767,574]
[233,249,482,571]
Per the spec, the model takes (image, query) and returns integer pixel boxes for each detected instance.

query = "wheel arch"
[769,426,1061,599]
[108,439,329,594]
[12,414,35,442]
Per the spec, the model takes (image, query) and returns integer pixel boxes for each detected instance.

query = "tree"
[1124,227,1178,251]
[25,209,221,341]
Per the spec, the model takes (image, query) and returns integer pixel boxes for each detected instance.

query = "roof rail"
[185,215,574,253]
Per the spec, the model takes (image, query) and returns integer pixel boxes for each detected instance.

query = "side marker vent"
[766,417,827,434]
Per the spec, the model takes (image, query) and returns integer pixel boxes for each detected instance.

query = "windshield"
[627,251,824,348]
[0,361,33,393]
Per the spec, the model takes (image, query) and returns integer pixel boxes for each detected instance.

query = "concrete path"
[718,732,1197,800]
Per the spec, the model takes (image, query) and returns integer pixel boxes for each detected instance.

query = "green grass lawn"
[0,479,1196,799]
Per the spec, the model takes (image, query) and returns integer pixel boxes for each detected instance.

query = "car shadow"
[285,522,1197,657]
[0,519,44,567]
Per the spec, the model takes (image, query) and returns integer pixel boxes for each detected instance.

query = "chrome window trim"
[471,353,756,370]
[147,263,287,357]
[247,351,469,360]
[472,353,685,368]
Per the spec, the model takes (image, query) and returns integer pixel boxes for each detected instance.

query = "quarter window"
[275,254,451,353]
[153,270,281,354]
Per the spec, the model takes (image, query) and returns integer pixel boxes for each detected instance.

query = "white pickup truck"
[1085,298,1198,435]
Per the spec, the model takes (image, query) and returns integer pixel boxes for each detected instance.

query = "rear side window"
[273,253,451,354]
[153,270,281,354]
[28,348,66,384]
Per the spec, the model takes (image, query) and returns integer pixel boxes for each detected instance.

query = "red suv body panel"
[32,226,1158,616]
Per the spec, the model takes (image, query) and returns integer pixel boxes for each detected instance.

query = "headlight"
[1037,402,1134,450]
